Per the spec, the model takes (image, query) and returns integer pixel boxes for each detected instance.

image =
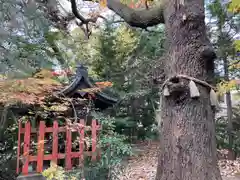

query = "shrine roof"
[0,65,118,108]
[58,64,118,108]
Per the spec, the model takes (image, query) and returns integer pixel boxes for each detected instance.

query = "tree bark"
[155,0,222,179]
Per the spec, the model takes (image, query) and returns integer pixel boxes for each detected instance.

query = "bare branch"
[70,0,98,24]
[71,0,103,38]
[76,20,92,39]
[71,0,128,38]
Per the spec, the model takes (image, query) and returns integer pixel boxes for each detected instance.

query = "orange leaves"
[95,81,113,88]
[0,72,62,104]
[79,81,113,100]
[0,72,113,104]
[99,0,107,8]
[128,0,151,9]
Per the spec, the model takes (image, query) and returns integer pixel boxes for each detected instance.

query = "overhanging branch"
[71,0,165,29]
[106,0,165,28]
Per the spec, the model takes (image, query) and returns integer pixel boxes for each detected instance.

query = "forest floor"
[117,141,240,180]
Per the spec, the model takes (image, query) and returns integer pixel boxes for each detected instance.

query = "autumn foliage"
[217,79,240,96]
[95,81,113,88]
[0,69,113,105]
[228,0,240,13]
[0,70,62,104]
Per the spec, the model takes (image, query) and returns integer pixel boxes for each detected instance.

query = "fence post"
[91,120,97,161]
[37,121,45,173]
[22,121,31,174]
[65,124,72,170]
[79,119,85,167]
[17,121,22,174]
[52,121,58,165]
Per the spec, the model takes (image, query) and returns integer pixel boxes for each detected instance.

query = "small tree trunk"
[156,0,222,179]
[223,55,235,160]
[226,91,234,159]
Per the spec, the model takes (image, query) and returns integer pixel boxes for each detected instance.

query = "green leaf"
[234,40,240,51]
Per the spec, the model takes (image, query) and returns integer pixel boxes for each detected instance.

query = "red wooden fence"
[16,119,101,175]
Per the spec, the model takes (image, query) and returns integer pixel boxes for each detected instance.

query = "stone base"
[17,174,46,180]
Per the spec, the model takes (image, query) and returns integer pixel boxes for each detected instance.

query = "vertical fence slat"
[79,119,85,166]
[22,121,31,174]
[97,122,101,161]
[37,121,45,173]
[16,121,22,174]
[52,121,58,164]
[65,125,72,170]
[91,119,97,161]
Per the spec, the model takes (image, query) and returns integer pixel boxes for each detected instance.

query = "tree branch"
[106,0,164,28]
[72,0,165,29]
[71,0,105,38]
[71,0,99,24]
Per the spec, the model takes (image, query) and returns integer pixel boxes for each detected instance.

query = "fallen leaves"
[117,141,159,180]
[116,141,240,180]
[219,158,240,177]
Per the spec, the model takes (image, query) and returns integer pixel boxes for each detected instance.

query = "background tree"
[91,22,166,139]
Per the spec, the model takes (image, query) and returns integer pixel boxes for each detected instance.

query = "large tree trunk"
[155,0,222,180]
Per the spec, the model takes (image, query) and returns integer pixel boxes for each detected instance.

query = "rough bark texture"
[155,0,222,180]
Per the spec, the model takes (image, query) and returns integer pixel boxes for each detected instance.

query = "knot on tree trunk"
[168,78,185,92]
[201,46,217,60]
[199,45,217,84]
[164,77,189,103]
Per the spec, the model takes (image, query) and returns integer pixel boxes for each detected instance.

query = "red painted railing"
[17,119,101,175]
